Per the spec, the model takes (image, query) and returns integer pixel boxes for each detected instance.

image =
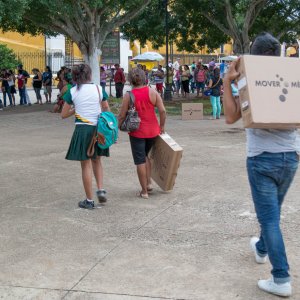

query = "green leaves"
[0,44,21,70]
[121,0,300,54]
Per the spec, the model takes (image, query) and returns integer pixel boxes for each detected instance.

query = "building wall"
[0,31,44,53]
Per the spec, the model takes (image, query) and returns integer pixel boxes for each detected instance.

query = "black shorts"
[129,136,157,165]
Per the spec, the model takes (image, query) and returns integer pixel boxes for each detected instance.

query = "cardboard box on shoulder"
[182,103,203,120]
[149,133,183,191]
[237,55,300,129]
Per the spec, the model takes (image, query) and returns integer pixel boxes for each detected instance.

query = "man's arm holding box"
[223,59,242,124]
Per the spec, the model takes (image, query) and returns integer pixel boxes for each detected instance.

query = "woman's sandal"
[136,191,149,199]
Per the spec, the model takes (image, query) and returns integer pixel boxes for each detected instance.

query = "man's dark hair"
[250,32,281,57]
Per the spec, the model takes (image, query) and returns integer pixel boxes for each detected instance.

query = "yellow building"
[0,31,82,72]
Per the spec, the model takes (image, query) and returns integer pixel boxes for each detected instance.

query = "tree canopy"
[0,0,151,80]
[0,44,21,70]
[121,0,300,54]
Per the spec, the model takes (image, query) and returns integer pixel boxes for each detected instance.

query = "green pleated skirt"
[66,125,109,161]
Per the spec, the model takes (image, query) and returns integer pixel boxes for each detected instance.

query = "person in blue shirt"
[42,66,53,104]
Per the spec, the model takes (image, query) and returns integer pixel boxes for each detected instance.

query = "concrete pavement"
[0,107,300,300]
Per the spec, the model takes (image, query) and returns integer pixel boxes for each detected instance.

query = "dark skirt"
[10,85,17,94]
[66,125,109,161]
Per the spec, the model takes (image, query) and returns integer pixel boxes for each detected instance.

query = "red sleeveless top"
[129,86,160,138]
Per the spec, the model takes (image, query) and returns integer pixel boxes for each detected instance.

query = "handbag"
[204,78,221,96]
[120,91,140,132]
[86,84,115,158]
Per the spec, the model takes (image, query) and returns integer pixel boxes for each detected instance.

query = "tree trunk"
[82,47,101,84]
[233,34,250,54]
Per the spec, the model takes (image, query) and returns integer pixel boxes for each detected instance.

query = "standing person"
[8,70,16,106]
[1,69,13,107]
[56,66,66,92]
[208,68,222,120]
[100,66,107,91]
[181,65,190,98]
[118,68,166,199]
[172,57,180,71]
[142,65,149,85]
[32,68,43,104]
[174,68,181,96]
[194,63,206,97]
[206,65,215,86]
[42,66,53,103]
[114,63,125,98]
[61,64,110,209]
[223,32,299,298]
[153,65,164,97]
[219,60,225,78]
[209,57,216,68]
[190,66,196,93]
[17,64,31,106]
[166,66,174,93]
[17,69,26,105]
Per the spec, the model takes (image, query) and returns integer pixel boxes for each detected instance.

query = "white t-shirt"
[64,84,103,126]
[173,61,180,71]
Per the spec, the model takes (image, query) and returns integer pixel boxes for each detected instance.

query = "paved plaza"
[0,96,300,300]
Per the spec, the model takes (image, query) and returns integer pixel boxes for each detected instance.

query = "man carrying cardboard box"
[223,32,300,297]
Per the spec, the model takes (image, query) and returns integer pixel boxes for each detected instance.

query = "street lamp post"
[164,0,172,101]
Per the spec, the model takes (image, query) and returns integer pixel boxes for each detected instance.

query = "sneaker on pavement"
[250,237,267,264]
[96,189,107,203]
[78,199,94,209]
[258,277,292,297]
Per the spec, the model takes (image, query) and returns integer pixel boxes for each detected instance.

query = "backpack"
[97,112,118,149]
[197,70,205,82]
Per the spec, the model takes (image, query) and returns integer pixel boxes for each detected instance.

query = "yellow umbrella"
[130,60,158,70]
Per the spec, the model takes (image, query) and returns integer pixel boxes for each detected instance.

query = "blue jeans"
[247,152,298,283]
[3,88,12,107]
[210,95,221,118]
[100,82,106,91]
[19,88,26,105]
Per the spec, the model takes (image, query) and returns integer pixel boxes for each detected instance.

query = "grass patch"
[107,95,219,116]
[164,97,215,115]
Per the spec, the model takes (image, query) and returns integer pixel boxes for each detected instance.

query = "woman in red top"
[119,68,166,199]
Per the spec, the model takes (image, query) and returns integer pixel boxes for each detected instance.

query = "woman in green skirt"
[61,64,110,209]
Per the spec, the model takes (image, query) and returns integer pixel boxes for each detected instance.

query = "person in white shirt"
[173,58,181,71]
[62,64,111,209]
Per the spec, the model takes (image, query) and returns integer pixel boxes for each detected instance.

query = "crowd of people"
[0,64,74,111]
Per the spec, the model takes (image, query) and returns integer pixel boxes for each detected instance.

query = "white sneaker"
[250,237,267,264]
[258,277,292,297]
